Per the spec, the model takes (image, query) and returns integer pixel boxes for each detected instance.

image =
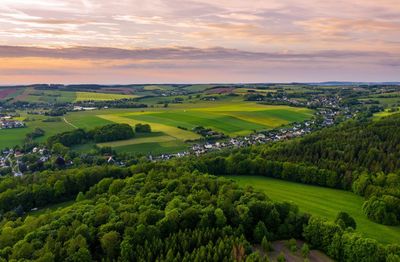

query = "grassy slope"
[14,89,76,103]
[113,140,188,154]
[64,112,113,129]
[0,114,74,148]
[97,133,175,147]
[127,111,268,135]
[374,107,400,119]
[125,102,313,136]
[97,114,200,141]
[228,176,400,244]
[1,98,313,153]
[75,91,137,101]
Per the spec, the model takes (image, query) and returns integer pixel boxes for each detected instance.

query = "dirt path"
[63,117,78,129]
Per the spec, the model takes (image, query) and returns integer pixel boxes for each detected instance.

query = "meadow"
[60,100,313,154]
[75,91,137,101]
[0,87,314,155]
[228,175,400,244]
[0,98,313,154]
[0,114,74,148]
[14,88,77,103]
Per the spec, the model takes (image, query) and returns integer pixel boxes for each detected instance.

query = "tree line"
[185,114,400,225]
[0,159,398,261]
[47,123,135,146]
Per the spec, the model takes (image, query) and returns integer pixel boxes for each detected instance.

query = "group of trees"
[0,166,309,261]
[187,114,400,226]
[0,166,130,214]
[44,107,68,116]
[260,115,400,175]
[47,123,135,146]
[303,216,400,261]
[135,123,151,133]
[88,124,135,143]
[0,162,398,261]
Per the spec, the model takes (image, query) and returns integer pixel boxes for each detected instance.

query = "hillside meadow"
[228,175,400,244]
[0,99,313,154]
[64,101,313,154]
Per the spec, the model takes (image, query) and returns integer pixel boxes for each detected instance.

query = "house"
[0,120,25,129]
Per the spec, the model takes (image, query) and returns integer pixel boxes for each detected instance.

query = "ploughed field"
[228,176,400,244]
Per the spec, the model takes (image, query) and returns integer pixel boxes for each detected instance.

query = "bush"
[301,243,310,258]
[335,212,357,229]
[135,123,151,133]
[277,252,286,262]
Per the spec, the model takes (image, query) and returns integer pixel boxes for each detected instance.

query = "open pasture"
[1,99,313,155]
[96,114,200,141]
[111,139,188,154]
[10,88,137,103]
[60,101,313,154]
[75,91,137,101]
[13,88,76,103]
[0,114,74,148]
[228,176,400,244]
[123,102,312,136]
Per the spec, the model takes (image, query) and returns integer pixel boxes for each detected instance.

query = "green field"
[75,91,137,101]
[29,200,75,217]
[228,176,400,244]
[1,98,313,154]
[0,114,74,148]
[14,88,77,103]
[96,132,189,154]
[124,102,313,136]
[9,88,138,103]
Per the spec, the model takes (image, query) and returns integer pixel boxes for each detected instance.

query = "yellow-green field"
[75,92,137,101]
[61,101,313,154]
[0,99,313,155]
[373,107,400,119]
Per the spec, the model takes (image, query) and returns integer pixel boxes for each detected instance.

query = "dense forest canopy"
[0,165,398,261]
[47,123,135,146]
[188,114,400,226]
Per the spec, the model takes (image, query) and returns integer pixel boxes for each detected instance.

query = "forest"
[0,104,399,261]
[189,114,400,226]
[0,163,399,261]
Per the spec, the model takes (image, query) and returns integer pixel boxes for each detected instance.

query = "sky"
[0,0,399,84]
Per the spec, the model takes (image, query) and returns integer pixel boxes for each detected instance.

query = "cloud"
[0,0,399,83]
[0,45,391,62]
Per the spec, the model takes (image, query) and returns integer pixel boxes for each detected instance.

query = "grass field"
[29,200,75,217]
[374,108,400,119]
[113,140,188,154]
[1,97,313,155]
[228,176,400,244]
[14,88,76,103]
[96,132,189,154]
[10,88,137,103]
[124,103,313,136]
[0,114,74,148]
[75,91,137,101]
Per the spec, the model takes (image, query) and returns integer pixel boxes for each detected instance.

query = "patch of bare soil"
[254,240,333,262]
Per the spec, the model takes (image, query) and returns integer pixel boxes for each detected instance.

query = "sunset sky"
[0,0,399,84]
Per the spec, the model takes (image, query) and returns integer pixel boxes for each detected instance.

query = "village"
[0,90,361,176]
[0,115,25,129]
[153,101,351,161]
